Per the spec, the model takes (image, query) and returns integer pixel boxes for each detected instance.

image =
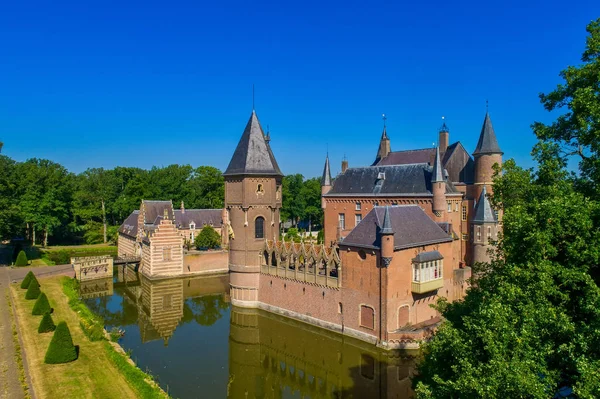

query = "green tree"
[20,271,35,289]
[187,166,225,208]
[38,312,56,333]
[0,155,22,241]
[194,225,221,249]
[32,293,51,315]
[25,279,41,300]
[281,174,305,226]
[44,321,77,364]
[300,177,323,231]
[15,250,28,266]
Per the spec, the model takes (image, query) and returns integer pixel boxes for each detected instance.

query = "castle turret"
[473,112,503,199]
[471,185,498,264]
[321,154,332,210]
[223,110,283,308]
[380,206,394,267]
[373,120,391,165]
[431,146,446,219]
[438,117,449,158]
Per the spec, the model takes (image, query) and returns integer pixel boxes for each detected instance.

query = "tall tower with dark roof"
[473,112,503,199]
[321,154,332,211]
[224,110,283,307]
[373,121,391,165]
[431,146,446,220]
[471,185,498,264]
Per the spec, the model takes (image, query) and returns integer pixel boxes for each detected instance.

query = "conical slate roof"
[473,112,502,156]
[431,146,444,183]
[473,185,497,223]
[224,111,283,176]
[321,155,332,186]
[380,206,393,235]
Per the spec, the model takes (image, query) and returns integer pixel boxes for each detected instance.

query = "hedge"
[20,271,35,289]
[45,321,78,364]
[32,293,51,315]
[15,250,28,266]
[38,312,56,333]
[25,279,41,300]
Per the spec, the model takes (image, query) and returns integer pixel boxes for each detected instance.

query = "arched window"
[255,216,265,239]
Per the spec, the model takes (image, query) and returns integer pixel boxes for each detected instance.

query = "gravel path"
[0,267,25,399]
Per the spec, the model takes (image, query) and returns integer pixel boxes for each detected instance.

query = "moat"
[81,272,416,398]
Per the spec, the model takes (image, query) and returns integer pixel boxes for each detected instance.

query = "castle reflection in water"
[82,268,416,398]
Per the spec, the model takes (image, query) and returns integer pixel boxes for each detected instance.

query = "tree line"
[0,155,323,246]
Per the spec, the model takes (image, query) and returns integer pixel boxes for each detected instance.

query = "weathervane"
[382,113,387,129]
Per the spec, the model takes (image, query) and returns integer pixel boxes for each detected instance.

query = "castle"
[225,109,502,349]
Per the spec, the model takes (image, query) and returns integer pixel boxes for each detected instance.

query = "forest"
[0,155,322,246]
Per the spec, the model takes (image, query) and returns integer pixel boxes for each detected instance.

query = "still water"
[81,271,416,399]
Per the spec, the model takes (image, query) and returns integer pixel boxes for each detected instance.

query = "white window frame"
[338,213,345,230]
[355,202,361,211]
[413,259,443,283]
[355,214,362,226]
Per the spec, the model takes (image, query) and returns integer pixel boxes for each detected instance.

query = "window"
[447,202,452,212]
[360,305,375,329]
[190,222,196,230]
[455,202,459,212]
[256,183,264,193]
[462,233,468,241]
[494,209,499,220]
[487,226,492,240]
[163,247,171,261]
[355,202,361,211]
[355,214,362,226]
[255,216,265,239]
[462,205,467,221]
[413,259,443,283]
[477,226,481,241]
[338,213,345,230]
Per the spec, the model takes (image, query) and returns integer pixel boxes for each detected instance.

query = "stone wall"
[144,219,184,278]
[72,255,113,281]
[183,250,228,275]
[117,233,137,257]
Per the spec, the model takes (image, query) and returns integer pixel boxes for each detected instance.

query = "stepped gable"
[376,148,435,166]
[224,111,283,176]
[174,209,222,228]
[119,210,139,238]
[341,206,452,250]
[325,163,459,196]
[142,200,174,224]
[473,112,503,155]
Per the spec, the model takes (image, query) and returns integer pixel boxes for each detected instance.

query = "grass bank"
[10,276,166,399]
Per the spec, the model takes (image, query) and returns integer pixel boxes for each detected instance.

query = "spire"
[374,114,391,165]
[473,112,503,156]
[431,146,444,183]
[380,206,393,235]
[473,185,497,223]
[321,154,332,186]
[439,116,449,133]
[224,111,283,176]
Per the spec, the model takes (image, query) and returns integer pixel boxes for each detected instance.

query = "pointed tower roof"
[431,146,444,183]
[321,154,332,186]
[473,185,497,223]
[224,111,283,177]
[380,206,394,235]
[473,112,503,156]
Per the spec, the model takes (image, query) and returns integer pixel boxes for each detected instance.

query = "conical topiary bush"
[38,312,56,333]
[15,250,28,266]
[20,271,35,289]
[44,321,77,364]
[25,279,41,300]
[32,293,51,315]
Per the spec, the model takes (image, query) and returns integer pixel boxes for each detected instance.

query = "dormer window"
[377,172,386,180]
[190,222,196,230]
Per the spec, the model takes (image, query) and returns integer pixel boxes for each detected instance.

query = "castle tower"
[373,120,391,165]
[321,154,332,210]
[471,185,498,264]
[438,118,449,158]
[223,110,283,308]
[431,146,446,220]
[380,206,394,267]
[473,112,503,199]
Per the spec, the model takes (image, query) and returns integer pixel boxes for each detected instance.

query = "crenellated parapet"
[261,239,342,288]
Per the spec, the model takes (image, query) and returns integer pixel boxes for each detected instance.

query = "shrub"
[47,250,70,265]
[20,271,35,289]
[38,312,56,333]
[15,250,28,266]
[44,321,78,364]
[25,279,41,300]
[32,293,51,315]
[194,225,221,249]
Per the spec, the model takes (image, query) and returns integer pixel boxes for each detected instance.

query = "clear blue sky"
[1,0,598,178]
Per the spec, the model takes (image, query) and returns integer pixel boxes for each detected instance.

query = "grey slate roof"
[325,163,460,197]
[321,155,332,186]
[412,250,444,263]
[473,185,497,223]
[380,206,393,234]
[341,206,453,250]
[431,146,444,182]
[174,209,222,229]
[224,111,283,177]
[119,210,139,238]
[142,200,174,224]
[473,112,503,155]
[376,148,435,166]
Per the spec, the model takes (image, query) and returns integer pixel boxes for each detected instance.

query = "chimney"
[181,201,185,214]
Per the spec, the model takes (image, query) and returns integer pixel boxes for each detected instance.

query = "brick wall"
[183,250,228,274]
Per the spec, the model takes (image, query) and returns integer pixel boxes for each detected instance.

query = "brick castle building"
[225,109,502,349]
